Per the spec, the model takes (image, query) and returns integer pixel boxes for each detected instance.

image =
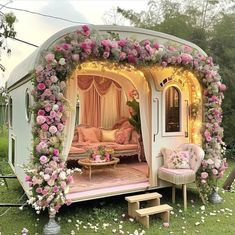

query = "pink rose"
[119,52,126,60]
[118,39,127,47]
[103,51,110,59]
[38,109,45,116]
[41,123,49,131]
[36,187,43,194]
[42,188,49,195]
[201,179,206,184]
[50,75,58,83]
[45,53,55,62]
[35,65,43,73]
[44,174,50,181]
[207,159,214,165]
[162,61,168,67]
[212,169,218,176]
[25,175,31,182]
[37,83,46,91]
[67,175,73,184]
[61,181,66,190]
[40,155,48,164]
[201,172,209,179]
[49,126,57,134]
[53,186,59,193]
[181,53,193,64]
[81,25,90,36]
[219,83,226,92]
[36,115,46,125]
[101,39,111,47]
[53,148,59,156]
[47,179,55,186]
[72,54,80,61]
[153,42,159,49]
[57,123,64,132]
[50,111,57,118]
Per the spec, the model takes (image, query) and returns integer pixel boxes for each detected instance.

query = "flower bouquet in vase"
[88,146,114,163]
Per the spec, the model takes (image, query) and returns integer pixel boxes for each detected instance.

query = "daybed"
[68,118,141,161]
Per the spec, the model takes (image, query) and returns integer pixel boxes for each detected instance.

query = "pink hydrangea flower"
[25,175,31,182]
[219,83,226,91]
[57,123,64,132]
[212,169,218,176]
[103,51,110,59]
[81,25,90,36]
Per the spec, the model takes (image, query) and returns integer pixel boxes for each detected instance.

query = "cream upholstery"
[158,167,195,185]
[158,143,205,210]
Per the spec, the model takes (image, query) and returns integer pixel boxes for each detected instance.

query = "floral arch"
[24,25,226,214]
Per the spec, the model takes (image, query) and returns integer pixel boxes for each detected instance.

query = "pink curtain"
[77,75,123,128]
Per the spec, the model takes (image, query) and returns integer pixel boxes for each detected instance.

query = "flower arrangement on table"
[87,145,114,163]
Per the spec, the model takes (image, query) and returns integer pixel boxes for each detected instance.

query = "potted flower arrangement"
[87,145,114,163]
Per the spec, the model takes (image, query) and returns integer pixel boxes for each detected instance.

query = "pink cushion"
[161,148,190,169]
[115,128,132,144]
[80,127,101,143]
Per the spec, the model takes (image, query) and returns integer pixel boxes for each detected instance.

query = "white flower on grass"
[217,219,220,222]
[122,213,126,217]
[70,230,75,235]
[195,222,200,226]
[119,230,124,234]
[19,206,23,210]
[67,219,72,223]
[209,212,216,216]
[114,218,118,222]
[129,218,134,222]
[83,226,87,229]
[119,225,123,229]
[179,209,182,213]
[200,205,205,211]
[112,229,117,233]
[170,211,174,215]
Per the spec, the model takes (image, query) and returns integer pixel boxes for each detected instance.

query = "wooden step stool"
[136,204,173,229]
[125,192,162,218]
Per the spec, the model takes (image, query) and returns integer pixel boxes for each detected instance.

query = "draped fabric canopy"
[77,75,129,128]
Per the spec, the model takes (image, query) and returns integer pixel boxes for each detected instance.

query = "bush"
[0,125,8,161]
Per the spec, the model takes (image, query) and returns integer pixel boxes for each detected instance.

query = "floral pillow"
[161,148,190,169]
[115,128,132,144]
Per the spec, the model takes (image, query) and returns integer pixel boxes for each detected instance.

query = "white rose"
[59,58,66,65]
[59,171,66,180]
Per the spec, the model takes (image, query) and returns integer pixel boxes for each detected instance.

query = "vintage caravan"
[6,25,223,210]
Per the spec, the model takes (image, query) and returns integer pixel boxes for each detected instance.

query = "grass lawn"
[0,132,234,234]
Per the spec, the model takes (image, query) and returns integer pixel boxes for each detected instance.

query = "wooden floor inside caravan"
[67,159,149,201]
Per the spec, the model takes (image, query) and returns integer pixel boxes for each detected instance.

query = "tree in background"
[115,0,235,150]
[0,10,16,72]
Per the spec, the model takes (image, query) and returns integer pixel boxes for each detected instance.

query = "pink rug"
[69,163,148,193]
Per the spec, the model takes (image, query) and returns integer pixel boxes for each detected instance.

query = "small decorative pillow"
[81,127,100,143]
[161,148,190,169]
[101,129,117,142]
[115,128,132,144]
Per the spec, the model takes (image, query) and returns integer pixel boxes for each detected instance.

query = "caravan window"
[165,86,180,132]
